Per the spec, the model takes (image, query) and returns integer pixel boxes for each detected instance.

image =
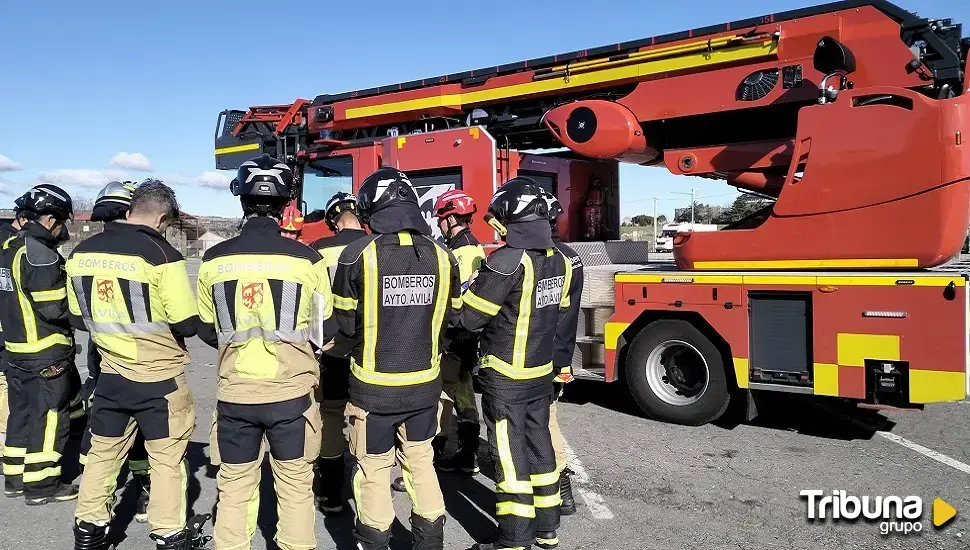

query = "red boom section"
[673,89,970,270]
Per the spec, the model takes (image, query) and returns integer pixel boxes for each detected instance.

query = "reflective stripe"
[463,290,501,316]
[217,326,309,346]
[333,295,357,311]
[361,242,378,371]
[495,419,532,494]
[25,452,61,464]
[6,333,71,353]
[451,297,463,310]
[3,447,26,458]
[72,276,91,318]
[531,471,560,486]
[560,252,573,309]
[23,466,61,483]
[350,359,440,387]
[279,281,298,333]
[85,320,170,334]
[214,281,233,332]
[13,249,38,342]
[534,494,563,509]
[482,354,553,381]
[536,535,561,546]
[128,280,149,323]
[514,254,534,370]
[2,463,24,476]
[496,501,535,518]
[430,244,451,367]
[78,453,88,466]
[398,231,413,246]
[31,287,67,302]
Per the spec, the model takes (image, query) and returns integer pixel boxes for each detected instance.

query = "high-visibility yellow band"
[463,290,501,316]
[496,419,533,495]
[24,452,61,465]
[531,471,560,486]
[534,494,563,509]
[693,258,920,270]
[215,142,260,155]
[31,287,67,302]
[23,466,61,483]
[496,501,536,518]
[451,297,463,310]
[2,464,24,476]
[333,295,358,311]
[6,333,72,353]
[350,360,440,387]
[3,447,26,458]
[482,355,553,381]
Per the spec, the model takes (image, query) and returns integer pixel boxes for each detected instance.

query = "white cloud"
[36,169,129,189]
[0,154,22,172]
[197,171,231,189]
[110,152,152,171]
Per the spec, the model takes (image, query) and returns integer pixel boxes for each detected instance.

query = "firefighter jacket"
[0,222,74,371]
[197,216,336,405]
[0,222,18,352]
[445,228,485,371]
[310,228,368,281]
[65,222,199,383]
[552,236,583,373]
[332,230,461,414]
[460,244,573,402]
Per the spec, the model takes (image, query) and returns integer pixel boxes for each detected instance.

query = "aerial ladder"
[215,0,970,425]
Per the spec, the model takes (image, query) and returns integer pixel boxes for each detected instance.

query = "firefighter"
[459,177,573,550]
[73,180,154,524]
[280,202,305,241]
[68,180,208,549]
[0,184,81,505]
[332,167,459,550]
[308,191,366,516]
[0,198,28,473]
[541,188,584,517]
[431,189,484,475]
[196,153,334,550]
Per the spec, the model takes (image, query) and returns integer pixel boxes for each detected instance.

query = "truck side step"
[573,364,606,382]
[576,336,605,345]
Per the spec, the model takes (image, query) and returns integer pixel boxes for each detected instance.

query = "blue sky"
[0,0,965,219]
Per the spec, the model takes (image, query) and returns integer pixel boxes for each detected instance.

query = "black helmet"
[539,187,563,223]
[231,154,294,198]
[15,184,74,221]
[486,177,549,228]
[324,191,359,231]
[356,167,419,224]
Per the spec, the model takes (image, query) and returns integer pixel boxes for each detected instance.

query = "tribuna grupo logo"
[800,490,957,535]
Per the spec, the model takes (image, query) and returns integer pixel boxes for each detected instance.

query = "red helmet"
[434,189,477,218]
[280,203,304,232]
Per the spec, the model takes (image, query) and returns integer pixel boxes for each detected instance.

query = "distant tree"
[630,214,653,227]
[73,196,94,212]
[656,214,667,226]
[714,194,773,224]
[674,202,714,224]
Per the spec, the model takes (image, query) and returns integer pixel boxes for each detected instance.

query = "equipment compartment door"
[748,291,813,387]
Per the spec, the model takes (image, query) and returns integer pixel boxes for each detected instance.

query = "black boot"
[438,422,479,474]
[392,476,407,492]
[149,514,212,549]
[355,520,391,550]
[73,520,109,550]
[25,482,79,505]
[536,530,559,549]
[4,478,23,498]
[559,468,576,516]
[411,513,445,550]
[134,474,151,523]
[317,456,346,515]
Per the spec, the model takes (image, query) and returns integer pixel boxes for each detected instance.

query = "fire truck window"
[518,170,557,197]
[404,168,462,241]
[304,157,354,221]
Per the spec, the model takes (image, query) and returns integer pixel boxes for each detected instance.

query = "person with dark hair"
[197,154,336,550]
[76,180,154,524]
[332,167,459,550]
[0,184,80,505]
[68,179,208,550]
[0,195,29,471]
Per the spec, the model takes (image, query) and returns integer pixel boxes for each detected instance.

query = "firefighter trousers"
[346,402,445,533]
[439,354,480,437]
[75,373,195,536]
[80,420,151,476]
[0,369,8,455]
[3,363,80,497]
[482,392,561,549]
[318,356,350,460]
[213,394,321,550]
[549,383,568,472]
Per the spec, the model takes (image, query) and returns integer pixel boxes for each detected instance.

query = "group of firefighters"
[0,152,585,550]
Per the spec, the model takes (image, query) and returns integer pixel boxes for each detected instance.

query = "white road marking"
[877,431,970,476]
[564,440,614,520]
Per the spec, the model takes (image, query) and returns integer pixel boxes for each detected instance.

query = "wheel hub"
[644,340,711,406]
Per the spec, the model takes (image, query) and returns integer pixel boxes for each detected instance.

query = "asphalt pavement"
[2,259,970,549]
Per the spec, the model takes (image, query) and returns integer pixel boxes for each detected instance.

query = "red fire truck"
[214,0,970,425]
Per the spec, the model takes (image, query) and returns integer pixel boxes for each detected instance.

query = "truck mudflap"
[214,109,263,170]
[604,270,969,406]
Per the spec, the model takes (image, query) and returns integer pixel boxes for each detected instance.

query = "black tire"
[624,319,730,426]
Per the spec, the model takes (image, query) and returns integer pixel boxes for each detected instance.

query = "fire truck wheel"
[625,319,730,426]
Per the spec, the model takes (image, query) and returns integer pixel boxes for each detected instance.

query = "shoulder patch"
[338,234,380,265]
[25,237,60,267]
[484,247,524,276]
